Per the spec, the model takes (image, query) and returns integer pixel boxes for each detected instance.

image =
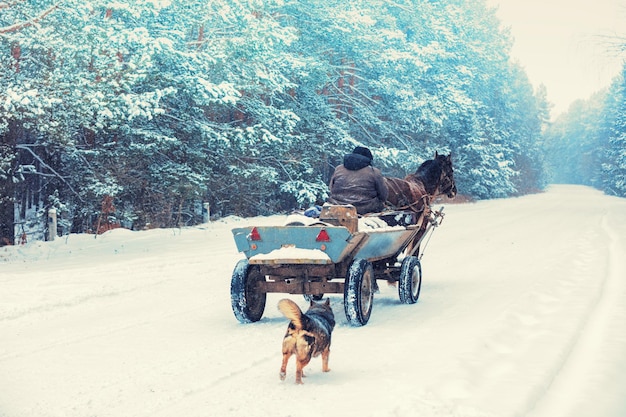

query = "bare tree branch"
[15,144,83,201]
[0,4,58,34]
[0,1,26,11]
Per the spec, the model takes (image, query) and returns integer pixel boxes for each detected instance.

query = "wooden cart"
[230,204,445,326]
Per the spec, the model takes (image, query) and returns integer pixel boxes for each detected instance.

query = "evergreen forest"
[544,65,626,196]
[0,0,624,243]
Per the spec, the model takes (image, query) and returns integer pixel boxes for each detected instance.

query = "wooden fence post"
[47,208,57,241]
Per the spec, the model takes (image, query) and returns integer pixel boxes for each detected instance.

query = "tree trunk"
[0,126,16,246]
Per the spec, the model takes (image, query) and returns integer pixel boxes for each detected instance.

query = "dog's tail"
[277,299,303,330]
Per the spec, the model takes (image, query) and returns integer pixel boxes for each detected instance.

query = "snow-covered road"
[1,185,625,417]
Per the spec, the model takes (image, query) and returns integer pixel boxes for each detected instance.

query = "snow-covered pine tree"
[601,65,626,197]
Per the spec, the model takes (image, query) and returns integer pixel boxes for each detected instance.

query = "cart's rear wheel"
[230,259,267,323]
[398,256,422,304]
[344,259,374,326]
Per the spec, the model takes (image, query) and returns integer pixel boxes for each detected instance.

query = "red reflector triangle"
[249,227,261,241]
[316,229,331,242]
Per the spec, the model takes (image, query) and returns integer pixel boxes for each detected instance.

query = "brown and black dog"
[278,298,335,384]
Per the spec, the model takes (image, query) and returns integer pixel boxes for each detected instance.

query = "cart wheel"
[398,256,422,304]
[344,259,374,326]
[303,294,324,302]
[230,259,267,323]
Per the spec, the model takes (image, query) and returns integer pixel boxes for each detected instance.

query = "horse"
[384,152,456,213]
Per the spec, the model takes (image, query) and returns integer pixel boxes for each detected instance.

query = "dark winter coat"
[328,153,389,214]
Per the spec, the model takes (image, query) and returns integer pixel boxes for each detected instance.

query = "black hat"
[353,146,373,161]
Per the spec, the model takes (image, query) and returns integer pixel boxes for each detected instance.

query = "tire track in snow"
[0,296,206,362]
[526,211,626,417]
[145,352,278,417]
[421,196,614,415]
[0,273,176,323]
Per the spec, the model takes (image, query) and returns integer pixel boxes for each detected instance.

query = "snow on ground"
[1,185,625,417]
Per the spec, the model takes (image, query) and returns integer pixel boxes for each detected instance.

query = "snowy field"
[1,184,625,417]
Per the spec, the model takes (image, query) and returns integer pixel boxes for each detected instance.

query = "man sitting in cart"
[328,146,389,215]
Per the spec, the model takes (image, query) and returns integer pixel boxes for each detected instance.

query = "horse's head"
[434,151,457,199]
[389,152,457,211]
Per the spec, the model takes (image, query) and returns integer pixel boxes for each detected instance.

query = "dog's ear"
[324,298,330,307]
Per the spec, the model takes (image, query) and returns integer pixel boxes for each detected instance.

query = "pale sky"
[486,0,625,118]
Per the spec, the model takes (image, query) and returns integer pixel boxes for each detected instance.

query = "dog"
[278,298,335,384]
